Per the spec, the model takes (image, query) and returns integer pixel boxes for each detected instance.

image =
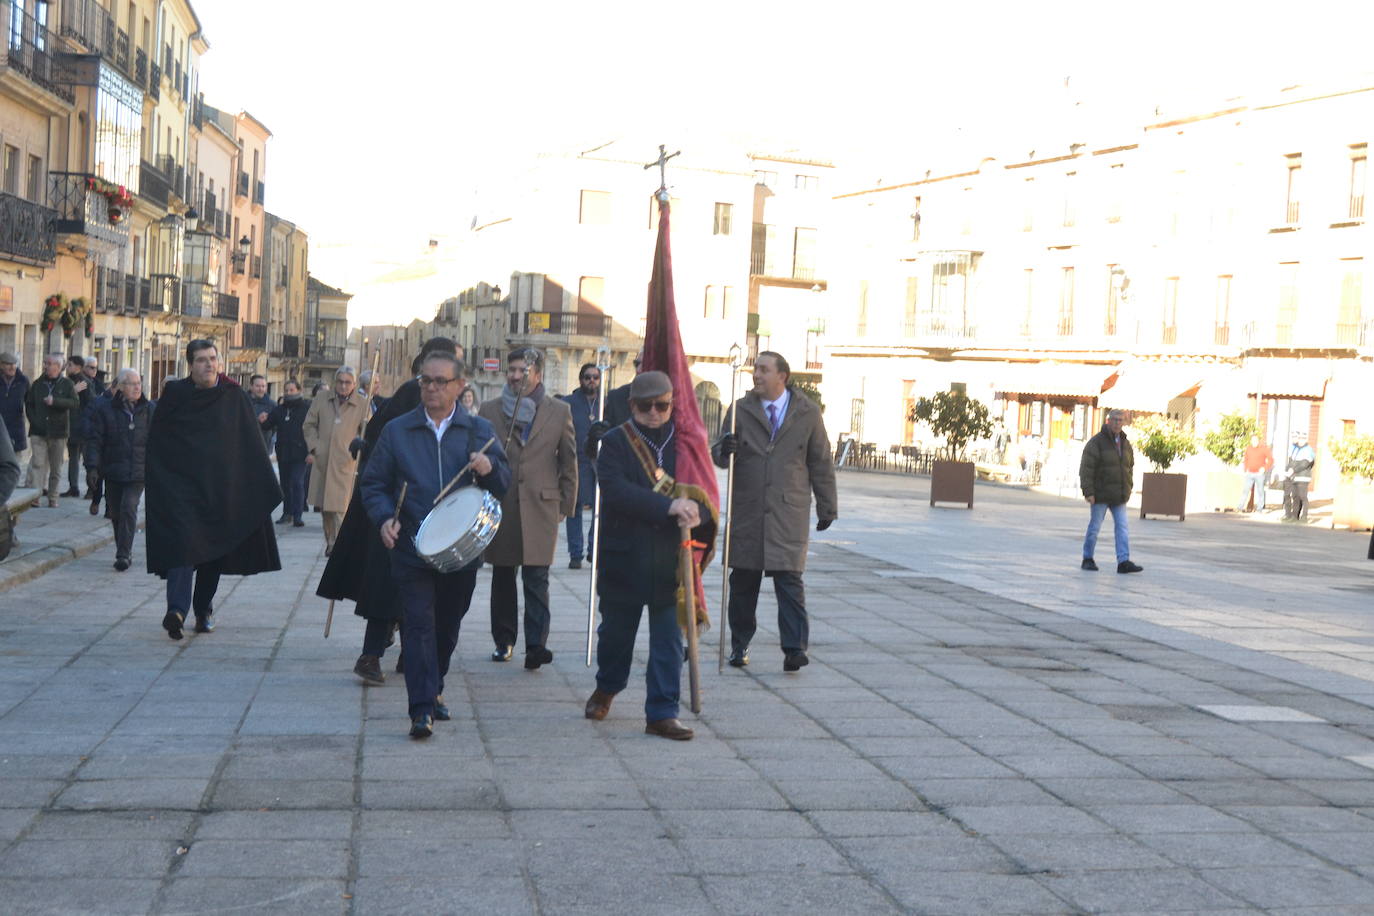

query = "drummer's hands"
[379,519,401,550]
[469,452,492,477]
[668,497,700,529]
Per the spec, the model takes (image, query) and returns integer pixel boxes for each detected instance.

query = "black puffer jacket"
[1079,425,1135,506]
[84,392,154,483]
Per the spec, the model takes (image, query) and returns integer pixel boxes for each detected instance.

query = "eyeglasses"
[417,375,458,389]
[580,374,600,382]
[633,399,673,414]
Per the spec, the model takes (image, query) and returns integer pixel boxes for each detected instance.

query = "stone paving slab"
[1,474,1374,912]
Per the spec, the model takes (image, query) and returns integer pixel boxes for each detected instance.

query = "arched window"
[695,381,722,438]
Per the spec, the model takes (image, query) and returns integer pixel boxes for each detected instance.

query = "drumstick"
[433,437,496,506]
[392,481,408,524]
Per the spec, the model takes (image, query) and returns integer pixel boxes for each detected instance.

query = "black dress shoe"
[645,718,694,740]
[395,651,405,674]
[276,514,291,525]
[293,518,305,527]
[524,646,553,670]
[162,609,184,641]
[1081,557,1098,571]
[193,616,214,634]
[783,650,810,672]
[353,654,384,686]
[584,689,614,720]
[434,695,450,721]
[409,714,433,739]
[1117,560,1144,574]
[491,645,513,662]
[728,649,749,668]
[62,488,80,498]
[568,557,582,569]
[113,557,130,572]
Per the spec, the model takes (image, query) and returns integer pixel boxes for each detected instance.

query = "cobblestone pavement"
[1,473,1373,914]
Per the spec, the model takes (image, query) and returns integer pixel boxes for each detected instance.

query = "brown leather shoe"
[584,689,615,721]
[645,717,694,741]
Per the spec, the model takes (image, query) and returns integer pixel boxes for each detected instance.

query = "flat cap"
[629,370,672,400]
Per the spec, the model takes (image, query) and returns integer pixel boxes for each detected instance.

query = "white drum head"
[415,488,485,554]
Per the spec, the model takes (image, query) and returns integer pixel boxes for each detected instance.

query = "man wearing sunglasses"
[478,348,578,669]
[585,371,707,740]
[713,352,837,672]
[561,363,601,569]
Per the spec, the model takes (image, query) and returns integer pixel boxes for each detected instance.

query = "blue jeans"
[564,499,596,561]
[166,565,222,619]
[1239,472,1266,511]
[279,458,307,520]
[595,598,682,722]
[1083,501,1130,564]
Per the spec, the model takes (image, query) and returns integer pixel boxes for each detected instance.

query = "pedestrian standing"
[478,348,578,668]
[248,374,275,455]
[63,355,95,499]
[303,366,368,555]
[1282,430,1316,522]
[0,353,29,476]
[712,352,838,671]
[458,386,479,417]
[262,380,310,526]
[561,362,601,569]
[145,340,282,640]
[1079,409,1143,573]
[360,351,510,738]
[24,355,79,506]
[84,369,153,571]
[1238,434,1274,512]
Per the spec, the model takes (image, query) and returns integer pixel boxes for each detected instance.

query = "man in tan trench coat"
[479,348,578,669]
[304,366,369,554]
[712,351,837,672]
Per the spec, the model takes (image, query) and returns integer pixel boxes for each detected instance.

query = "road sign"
[483,358,500,372]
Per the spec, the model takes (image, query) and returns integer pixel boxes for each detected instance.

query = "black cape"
[145,376,282,577]
[315,378,422,619]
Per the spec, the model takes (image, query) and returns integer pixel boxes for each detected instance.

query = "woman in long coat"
[303,371,368,553]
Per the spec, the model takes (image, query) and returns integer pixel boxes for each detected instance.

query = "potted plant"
[1202,411,1258,511]
[908,389,992,508]
[1133,414,1197,520]
[1328,434,1374,531]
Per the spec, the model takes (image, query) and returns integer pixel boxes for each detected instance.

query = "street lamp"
[184,208,200,233]
[230,235,250,268]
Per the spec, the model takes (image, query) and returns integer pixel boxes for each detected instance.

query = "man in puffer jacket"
[85,368,154,571]
[1079,409,1143,574]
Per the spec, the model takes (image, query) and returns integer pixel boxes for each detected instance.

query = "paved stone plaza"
[1,472,1373,914]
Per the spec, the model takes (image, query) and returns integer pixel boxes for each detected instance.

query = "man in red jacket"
[1238,434,1273,512]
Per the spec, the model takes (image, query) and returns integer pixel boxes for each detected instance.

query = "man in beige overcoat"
[479,348,578,669]
[712,351,837,673]
[304,366,369,554]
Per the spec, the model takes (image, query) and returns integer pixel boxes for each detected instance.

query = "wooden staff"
[719,343,742,673]
[585,345,611,667]
[432,438,496,506]
[680,523,702,715]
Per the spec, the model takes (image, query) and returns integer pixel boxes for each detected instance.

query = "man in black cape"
[146,340,282,639]
[317,337,458,684]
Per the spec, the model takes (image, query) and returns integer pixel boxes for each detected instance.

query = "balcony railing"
[1214,324,1231,346]
[236,172,249,197]
[281,335,300,358]
[134,47,146,87]
[251,255,262,279]
[231,258,245,276]
[94,266,124,312]
[124,274,150,314]
[148,273,181,313]
[0,191,58,264]
[201,192,218,229]
[48,172,130,248]
[1,3,76,104]
[148,61,160,100]
[1161,324,1178,345]
[511,311,612,337]
[139,159,169,207]
[236,322,268,350]
[311,344,345,365]
[253,180,265,207]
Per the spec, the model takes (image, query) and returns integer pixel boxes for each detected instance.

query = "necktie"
[767,403,780,440]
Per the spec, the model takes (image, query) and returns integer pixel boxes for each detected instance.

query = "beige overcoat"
[303,389,368,512]
[479,394,578,567]
[711,388,837,572]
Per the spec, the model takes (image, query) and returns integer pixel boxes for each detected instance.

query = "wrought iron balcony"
[0,192,58,264]
[201,192,218,228]
[512,311,612,337]
[95,267,125,313]
[311,345,345,365]
[180,286,238,322]
[252,256,262,279]
[149,61,160,100]
[236,322,268,350]
[215,293,240,321]
[124,274,151,314]
[231,258,245,276]
[48,172,131,248]
[155,155,185,202]
[148,273,181,313]
[253,180,265,207]
[236,172,249,198]
[139,160,169,207]
[134,47,146,87]
[1,3,76,104]
[270,334,300,359]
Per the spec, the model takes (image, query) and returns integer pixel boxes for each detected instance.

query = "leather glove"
[585,421,611,461]
[717,432,738,457]
[348,436,366,460]
[816,518,833,532]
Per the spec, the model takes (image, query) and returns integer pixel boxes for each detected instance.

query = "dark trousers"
[279,459,307,520]
[595,598,682,721]
[1284,480,1311,520]
[393,559,476,719]
[166,565,222,618]
[490,564,551,651]
[564,491,596,560]
[362,617,398,658]
[66,440,83,492]
[727,568,808,654]
[104,479,143,560]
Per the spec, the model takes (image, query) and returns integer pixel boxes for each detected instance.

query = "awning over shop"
[1246,359,1332,399]
[1100,363,1204,413]
[992,362,1119,399]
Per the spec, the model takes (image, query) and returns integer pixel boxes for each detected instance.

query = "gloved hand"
[348,436,366,460]
[816,518,833,532]
[585,421,610,461]
[717,433,738,457]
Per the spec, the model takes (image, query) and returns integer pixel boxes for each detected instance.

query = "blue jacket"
[84,392,154,483]
[360,404,511,569]
[0,370,28,451]
[561,389,600,505]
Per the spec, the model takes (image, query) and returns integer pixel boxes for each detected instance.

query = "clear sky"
[191,0,1374,327]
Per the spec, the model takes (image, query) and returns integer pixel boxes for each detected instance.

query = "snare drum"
[414,487,502,573]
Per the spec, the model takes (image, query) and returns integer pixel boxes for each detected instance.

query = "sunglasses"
[633,399,673,414]
[417,375,458,388]
[581,374,600,381]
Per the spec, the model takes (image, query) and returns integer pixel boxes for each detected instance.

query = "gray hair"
[421,351,465,378]
[114,368,141,386]
[334,365,356,381]
[43,353,64,365]
[358,369,374,390]
[85,356,99,367]
[1106,409,1125,420]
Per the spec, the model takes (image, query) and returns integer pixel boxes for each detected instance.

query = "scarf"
[501,382,543,442]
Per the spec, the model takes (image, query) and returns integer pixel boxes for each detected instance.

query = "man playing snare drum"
[361,351,510,739]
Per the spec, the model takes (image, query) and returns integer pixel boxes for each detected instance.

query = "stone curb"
[0,522,141,593]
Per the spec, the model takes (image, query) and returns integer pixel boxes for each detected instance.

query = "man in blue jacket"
[361,351,510,739]
[560,362,601,569]
[0,352,28,464]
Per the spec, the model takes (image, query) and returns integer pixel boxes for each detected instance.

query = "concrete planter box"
[930,459,975,508]
[1332,477,1374,531]
[1205,470,1246,512]
[1140,471,1187,521]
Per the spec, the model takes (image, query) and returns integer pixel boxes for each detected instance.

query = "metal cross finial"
[644,144,681,201]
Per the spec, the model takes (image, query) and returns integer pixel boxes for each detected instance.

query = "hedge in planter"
[908,390,992,508]
[1133,415,1197,521]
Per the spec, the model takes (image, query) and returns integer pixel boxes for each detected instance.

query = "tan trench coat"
[712,389,837,572]
[303,390,368,513]
[479,394,578,567]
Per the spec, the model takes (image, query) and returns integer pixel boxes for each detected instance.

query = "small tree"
[1131,414,1198,471]
[908,390,993,461]
[792,380,823,412]
[1329,434,1374,481]
[1203,411,1259,467]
